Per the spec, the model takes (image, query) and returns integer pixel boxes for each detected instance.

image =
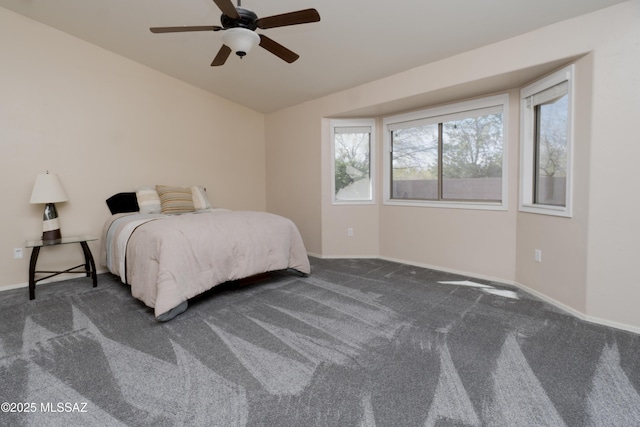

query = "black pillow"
[106,192,139,214]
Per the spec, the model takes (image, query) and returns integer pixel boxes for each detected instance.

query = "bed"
[100,188,310,321]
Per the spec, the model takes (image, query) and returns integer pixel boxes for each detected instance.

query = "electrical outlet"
[534,249,542,263]
[14,248,23,259]
[347,227,354,237]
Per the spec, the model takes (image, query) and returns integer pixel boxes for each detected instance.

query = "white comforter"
[101,210,310,319]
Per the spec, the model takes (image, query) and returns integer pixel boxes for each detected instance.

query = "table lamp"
[30,172,68,242]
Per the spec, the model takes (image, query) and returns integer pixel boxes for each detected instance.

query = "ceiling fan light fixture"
[222,27,260,57]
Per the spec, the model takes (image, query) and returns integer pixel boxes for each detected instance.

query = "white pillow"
[191,185,213,211]
[135,185,161,214]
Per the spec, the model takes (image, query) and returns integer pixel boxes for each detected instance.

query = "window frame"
[382,94,509,211]
[519,65,575,217]
[330,118,376,205]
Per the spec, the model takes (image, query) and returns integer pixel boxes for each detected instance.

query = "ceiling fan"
[150,0,320,66]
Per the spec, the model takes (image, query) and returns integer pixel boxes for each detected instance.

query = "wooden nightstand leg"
[80,241,98,287]
[28,246,40,300]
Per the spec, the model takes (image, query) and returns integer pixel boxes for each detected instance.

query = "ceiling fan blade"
[212,0,239,19]
[259,35,299,63]
[256,8,320,29]
[150,26,223,33]
[211,45,232,66]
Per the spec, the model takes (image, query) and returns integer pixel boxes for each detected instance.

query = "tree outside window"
[389,107,504,202]
[535,94,568,206]
[332,121,374,203]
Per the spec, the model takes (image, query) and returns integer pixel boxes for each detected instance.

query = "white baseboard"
[0,268,109,293]
[314,253,640,335]
[378,255,513,286]
[513,281,640,335]
[309,253,375,260]
[1,281,30,292]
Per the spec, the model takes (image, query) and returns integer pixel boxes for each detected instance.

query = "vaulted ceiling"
[0,0,627,113]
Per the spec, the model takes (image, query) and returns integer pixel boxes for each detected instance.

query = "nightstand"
[25,235,98,300]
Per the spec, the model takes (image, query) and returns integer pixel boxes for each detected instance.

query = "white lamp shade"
[30,173,69,204]
[222,28,260,55]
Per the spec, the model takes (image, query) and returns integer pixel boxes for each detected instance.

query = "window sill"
[519,204,572,218]
[332,199,376,206]
[384,199,507,211]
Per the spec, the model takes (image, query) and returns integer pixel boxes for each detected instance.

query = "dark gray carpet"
[1,257,640,426]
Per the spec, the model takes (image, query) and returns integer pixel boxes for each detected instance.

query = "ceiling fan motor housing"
[221,8,258,30]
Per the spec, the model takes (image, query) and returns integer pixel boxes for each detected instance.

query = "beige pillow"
[156,185,195,214]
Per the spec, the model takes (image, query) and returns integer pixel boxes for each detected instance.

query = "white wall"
[583,3,640,328]
[379,91,519,282]
[264,103,323,256]
[515,54,594,320]
[266,1,640,331]
[0,8,266,289]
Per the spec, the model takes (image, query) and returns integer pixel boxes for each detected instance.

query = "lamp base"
[42,229,62,242]
[42,203,62,243]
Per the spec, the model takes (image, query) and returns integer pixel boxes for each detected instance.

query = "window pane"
[334,129,371,201]
[442,113,503,201]
[535,94,568,206]
[391,124,438,200]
